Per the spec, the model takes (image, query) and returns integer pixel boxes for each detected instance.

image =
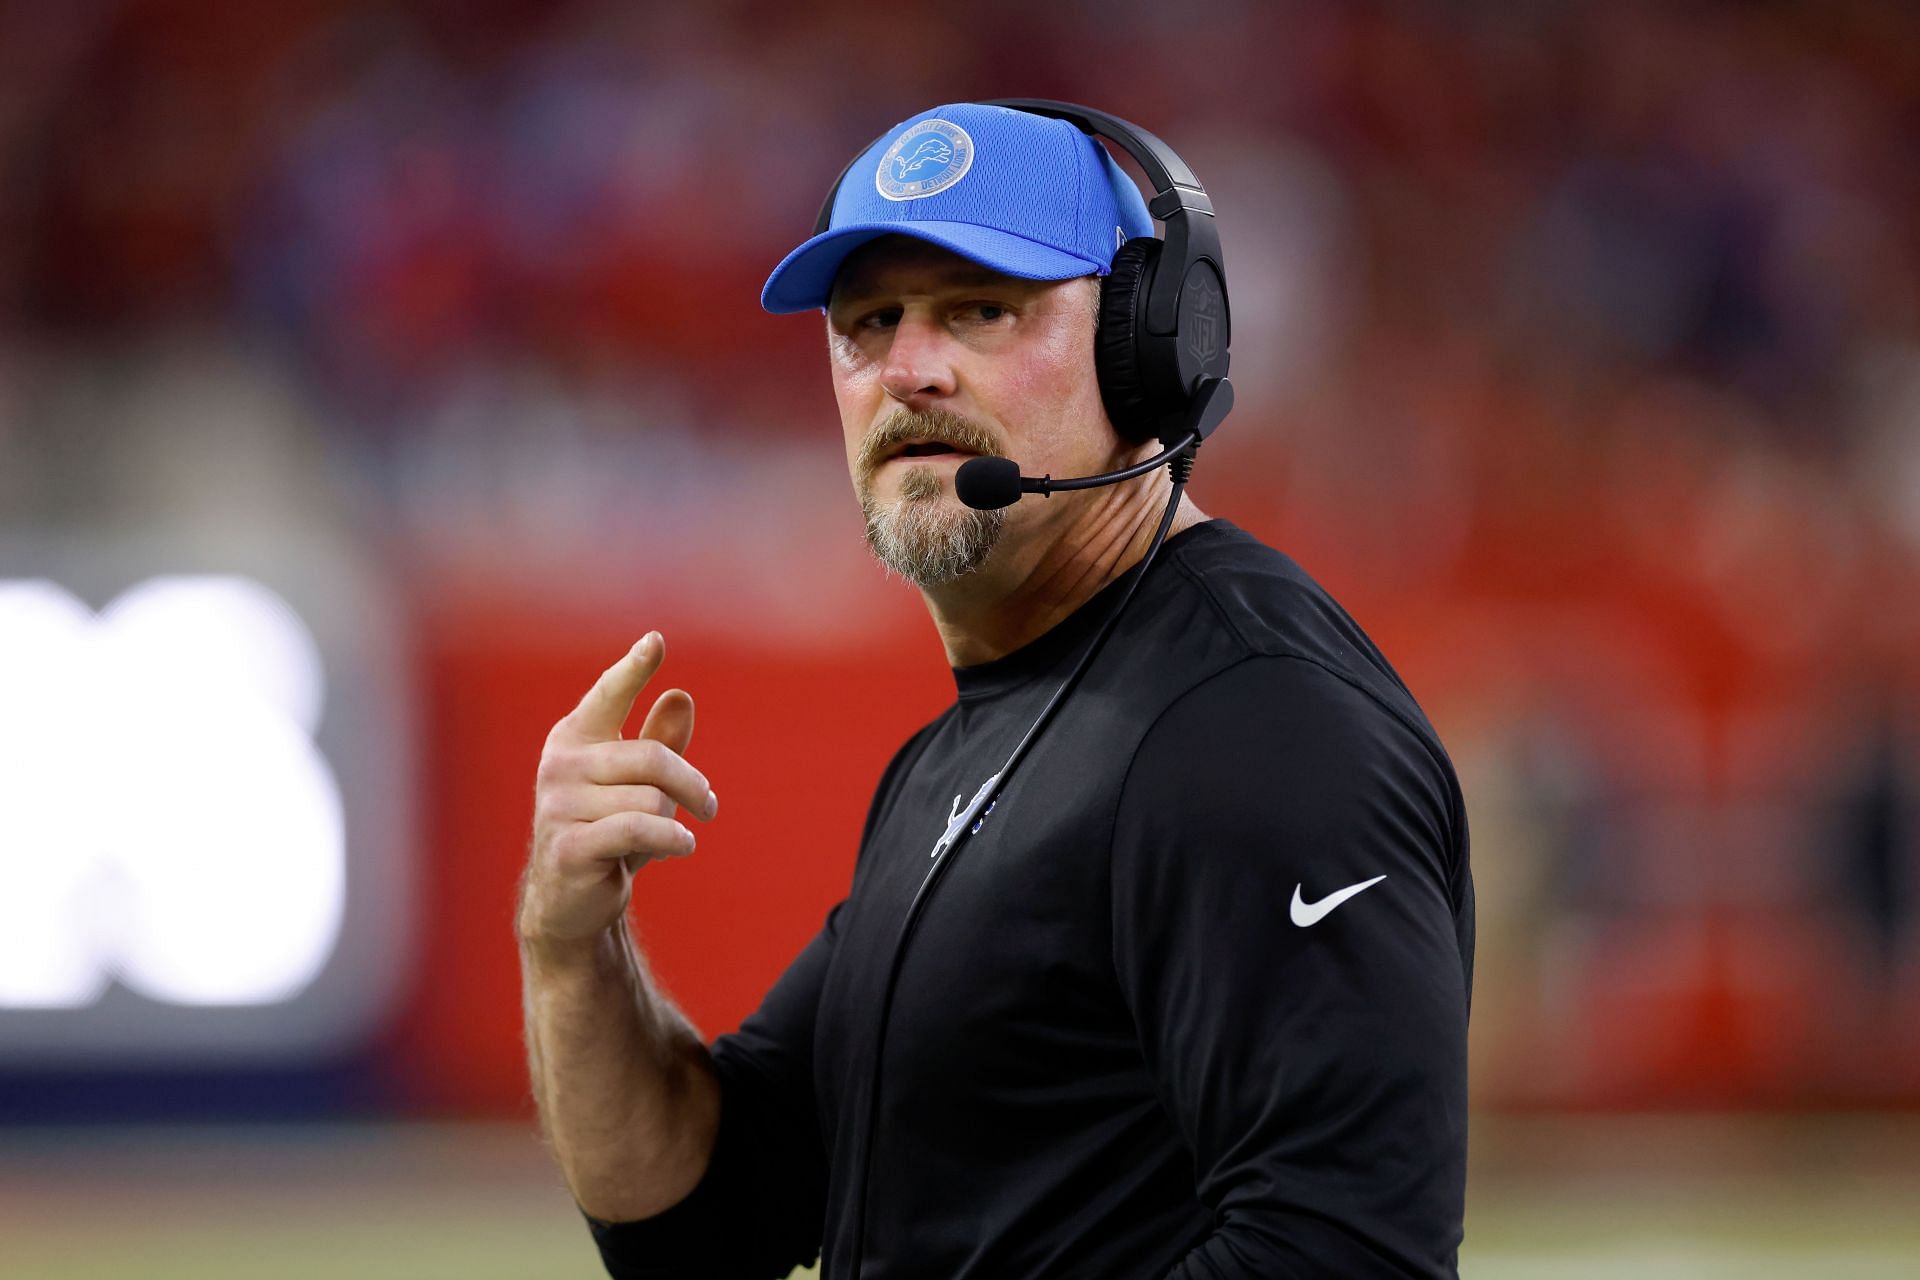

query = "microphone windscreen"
[955,456,1023,510]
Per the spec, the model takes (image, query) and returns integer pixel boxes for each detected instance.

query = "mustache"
[855,408,1005,487]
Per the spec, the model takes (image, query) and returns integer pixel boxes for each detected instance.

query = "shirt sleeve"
[1108,655,1473,1279]
[583,900,840,1280]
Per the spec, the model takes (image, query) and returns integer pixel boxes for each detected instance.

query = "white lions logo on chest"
[931,774,1001,861]
[876,119,975,202]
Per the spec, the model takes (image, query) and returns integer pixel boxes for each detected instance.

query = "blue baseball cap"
[761,102,1155,314]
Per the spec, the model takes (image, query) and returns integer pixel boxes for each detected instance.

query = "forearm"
[521,919,721,1222]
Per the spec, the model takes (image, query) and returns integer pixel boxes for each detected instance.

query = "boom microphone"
[952,457,1025,510]
[954,378,1234,511]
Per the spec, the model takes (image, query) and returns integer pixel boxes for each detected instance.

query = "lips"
[887,438,978,461]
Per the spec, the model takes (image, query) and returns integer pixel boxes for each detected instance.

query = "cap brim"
[760,222,1108,315]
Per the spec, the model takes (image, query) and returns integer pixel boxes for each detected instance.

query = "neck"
[922,469,1210,669]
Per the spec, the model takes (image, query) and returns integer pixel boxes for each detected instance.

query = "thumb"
[637,687,696,756]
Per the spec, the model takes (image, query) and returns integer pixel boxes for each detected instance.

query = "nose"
[878,310,957,407]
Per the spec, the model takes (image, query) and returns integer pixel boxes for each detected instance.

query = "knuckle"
[534,748,563,786]
[634,738,670,775]
[532,789,568,827]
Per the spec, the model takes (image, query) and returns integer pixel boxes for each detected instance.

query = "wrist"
[518,920,627,976]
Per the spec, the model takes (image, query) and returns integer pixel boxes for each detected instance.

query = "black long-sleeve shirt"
[588,518,1474,1278]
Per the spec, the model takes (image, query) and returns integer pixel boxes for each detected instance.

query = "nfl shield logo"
[1186,274,1223,366]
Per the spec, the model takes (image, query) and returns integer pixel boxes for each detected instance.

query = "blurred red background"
[2,0,1918,1121]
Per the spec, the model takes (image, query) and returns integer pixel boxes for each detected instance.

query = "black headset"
[812,98,1231,448]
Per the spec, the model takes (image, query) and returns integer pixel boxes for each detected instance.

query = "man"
[518,102,1474,1278]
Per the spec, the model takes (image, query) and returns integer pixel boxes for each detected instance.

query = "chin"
[860,479,1007,589]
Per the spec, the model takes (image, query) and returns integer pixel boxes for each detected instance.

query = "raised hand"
[517,633,720,946]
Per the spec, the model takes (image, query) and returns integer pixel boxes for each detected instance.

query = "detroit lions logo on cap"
[875,118,974,201]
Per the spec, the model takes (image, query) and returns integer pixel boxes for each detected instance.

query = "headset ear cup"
[1095,237,1162,444]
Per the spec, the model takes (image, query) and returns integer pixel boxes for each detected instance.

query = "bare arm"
[517,632,724,1222]
[520,921,720,1220]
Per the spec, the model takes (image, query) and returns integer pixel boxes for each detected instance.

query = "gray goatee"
[856,408,1008,589]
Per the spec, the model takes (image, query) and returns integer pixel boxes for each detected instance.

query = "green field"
[3,1117,1915,1278]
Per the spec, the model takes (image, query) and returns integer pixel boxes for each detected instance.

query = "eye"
[961,301,1011,324]
[858,306,903,330]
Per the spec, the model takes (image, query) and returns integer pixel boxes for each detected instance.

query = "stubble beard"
[856,408,1009,590]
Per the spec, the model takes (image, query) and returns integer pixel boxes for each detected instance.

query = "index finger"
[558,632,664,743]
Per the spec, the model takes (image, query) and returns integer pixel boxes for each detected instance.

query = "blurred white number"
[0,576,344,1007]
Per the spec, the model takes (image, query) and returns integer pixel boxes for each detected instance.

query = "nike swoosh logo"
[1290,874,1388,927]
